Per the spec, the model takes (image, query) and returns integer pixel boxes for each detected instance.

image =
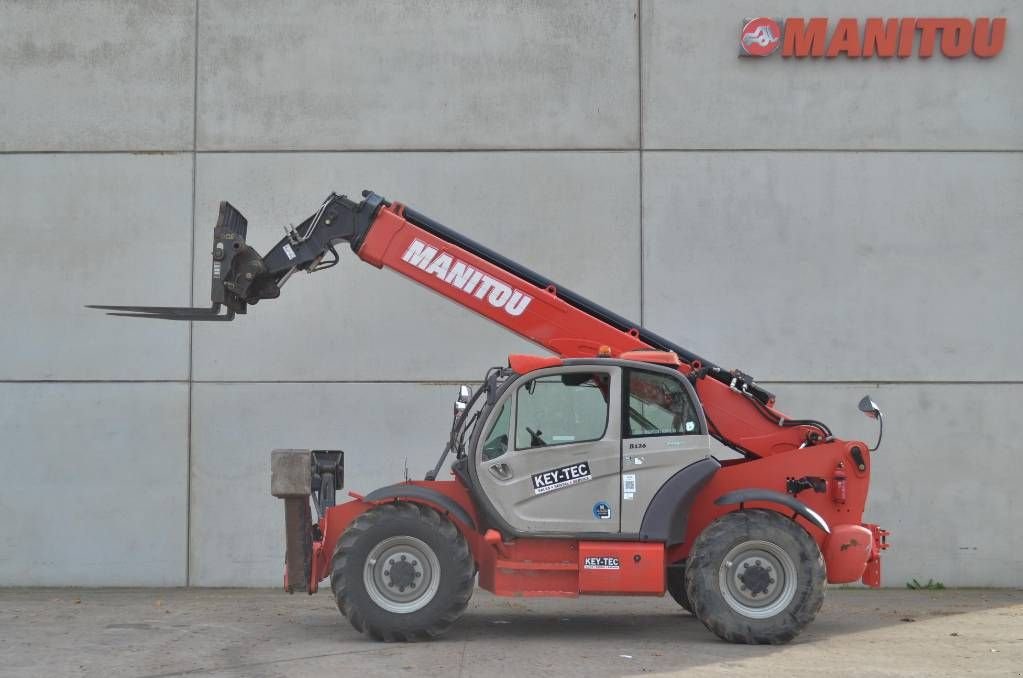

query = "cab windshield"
[450,366,512,459]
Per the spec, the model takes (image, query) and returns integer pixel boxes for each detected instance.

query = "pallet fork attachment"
[88,192,385,321]
[87,199,257,320]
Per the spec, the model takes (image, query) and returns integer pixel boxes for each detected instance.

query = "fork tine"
[86,303,233,321]
[86,304,205,315]
[104,312,196,320]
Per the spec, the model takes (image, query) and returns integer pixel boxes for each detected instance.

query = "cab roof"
[507,350,682,374]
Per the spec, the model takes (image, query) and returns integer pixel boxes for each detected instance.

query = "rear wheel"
[330,502,475,641]
[666,565,693,613]
[686,509,825,644]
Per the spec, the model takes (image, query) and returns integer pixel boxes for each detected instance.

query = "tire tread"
[330,502,474,642]
[685,509,826,645]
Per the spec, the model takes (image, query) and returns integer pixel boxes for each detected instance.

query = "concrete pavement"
[1,588,1020,677]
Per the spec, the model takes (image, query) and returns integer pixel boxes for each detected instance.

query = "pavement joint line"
[0,148,1019,155]
[455,605,475,678]
[134,646,395,678]
[455,636,469,678]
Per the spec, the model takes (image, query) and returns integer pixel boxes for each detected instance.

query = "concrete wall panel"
[0,154,193,380]
[765,382,1022,587]
[0,0,195,151]
[189,382,453,586]
[642,0,1022,150]
[642,151,1023,382]
[192,381,1023,587]
[197,0,639,150]
[0,383,188,585]
[191,152,640,382]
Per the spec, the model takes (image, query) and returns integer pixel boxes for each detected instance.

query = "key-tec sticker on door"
[583,556,621,570]
[532,462,592,495]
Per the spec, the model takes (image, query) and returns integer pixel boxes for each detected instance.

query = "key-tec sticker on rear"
[583,556,620,570]
[532,462,592,495]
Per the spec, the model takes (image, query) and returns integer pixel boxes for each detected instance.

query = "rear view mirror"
[453,385,472,419]
[857,395,884,451]
[858,396,881,419]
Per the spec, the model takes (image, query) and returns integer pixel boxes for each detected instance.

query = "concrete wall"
[1,0,1019,587]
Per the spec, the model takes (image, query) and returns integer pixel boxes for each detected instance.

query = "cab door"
[475,366,622,535]
[619,367,712,534]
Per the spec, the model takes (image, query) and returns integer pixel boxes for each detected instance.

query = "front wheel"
[686,509,825,644]
[330,502,475,641]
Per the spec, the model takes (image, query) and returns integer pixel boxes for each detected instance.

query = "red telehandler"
[92,190,888,644]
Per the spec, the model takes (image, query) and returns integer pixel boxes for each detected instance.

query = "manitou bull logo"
[739,17,1006,58]
[401,239,532,317]
[740,17,782,56]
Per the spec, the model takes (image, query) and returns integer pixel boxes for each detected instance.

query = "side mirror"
[858,396,881,420]
[857,395,884,451]
[453,385,472,419]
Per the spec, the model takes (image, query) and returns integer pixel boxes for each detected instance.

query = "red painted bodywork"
[823,524,873,584]
[297,202,887,596]
[578,542,665,594]
[507,354,562,373]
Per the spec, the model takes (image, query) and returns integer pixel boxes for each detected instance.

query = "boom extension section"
[92,190,833,458]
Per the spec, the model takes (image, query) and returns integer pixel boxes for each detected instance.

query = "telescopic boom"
[91,190,833,458]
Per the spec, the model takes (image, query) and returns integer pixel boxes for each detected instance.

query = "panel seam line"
[185,0,199,588]
[637,0,644,326]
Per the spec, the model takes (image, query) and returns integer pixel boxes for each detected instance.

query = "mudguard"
[364,484,477,531]
[714,488,830,534]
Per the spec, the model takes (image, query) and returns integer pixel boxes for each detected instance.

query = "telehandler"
[92,190,888,644]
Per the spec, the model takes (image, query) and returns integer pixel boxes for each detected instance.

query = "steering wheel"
[525,427,546,447]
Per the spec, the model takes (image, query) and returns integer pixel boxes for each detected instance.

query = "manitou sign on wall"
[739,17,1007,58]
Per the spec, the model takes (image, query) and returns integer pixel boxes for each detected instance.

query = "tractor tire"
[330,502,474,641]
[666,565,693,613]
[685,509,825,645]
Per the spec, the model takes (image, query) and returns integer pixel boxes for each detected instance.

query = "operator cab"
[448,353,713,539]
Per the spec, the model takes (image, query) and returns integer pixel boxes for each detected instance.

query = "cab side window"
[481,401,511,461]
[625,369,700,437]
[515,373,610,449]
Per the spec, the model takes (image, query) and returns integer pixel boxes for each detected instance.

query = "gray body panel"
[639,457,720,546]
[473,360,715,538]
[620,434,712,535]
